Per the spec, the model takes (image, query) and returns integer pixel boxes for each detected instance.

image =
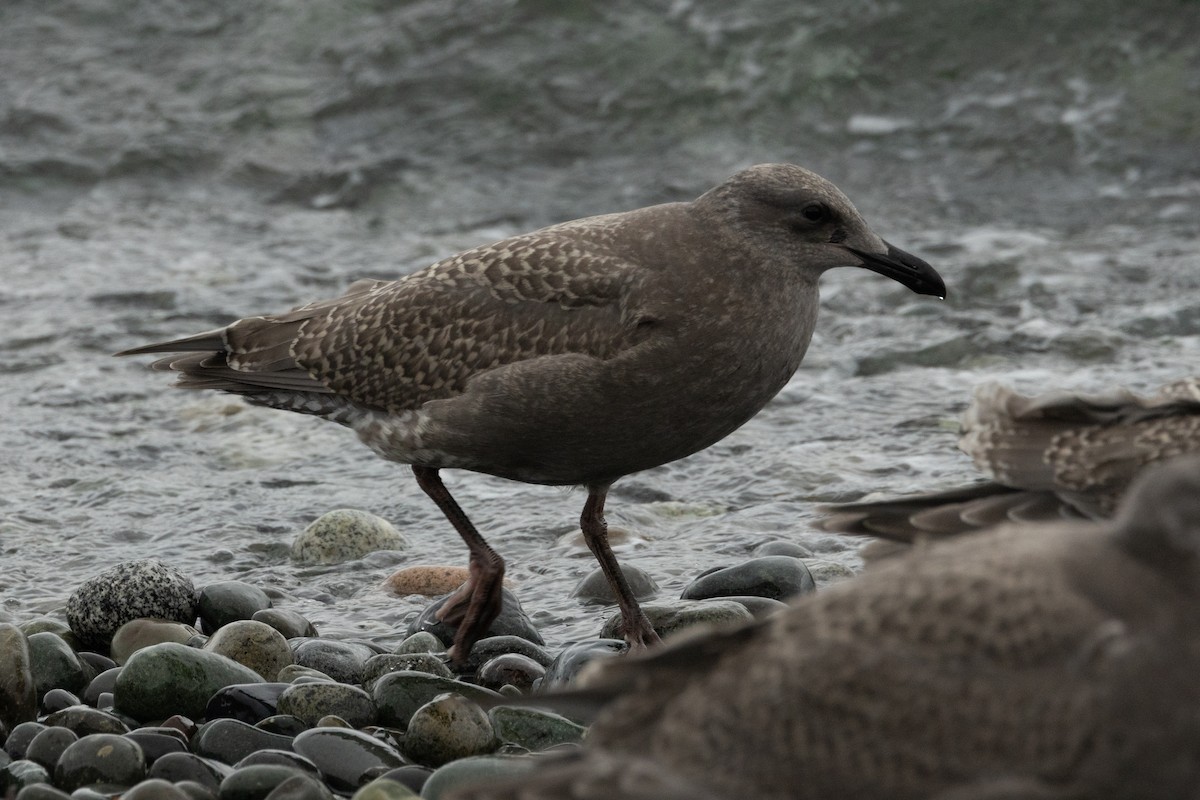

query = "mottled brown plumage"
[118,163,945,659]
[453,456,1200,800]
[820,379,1200,544]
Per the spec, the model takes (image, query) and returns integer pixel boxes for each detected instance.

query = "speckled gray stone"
[394,632,445,655]
[401,693,498,767]
[276,681,376,727]
[204,620,294,680]
[292,509,409,565]
[65,560,197,649]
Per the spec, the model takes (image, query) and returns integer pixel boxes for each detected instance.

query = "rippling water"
[1,0,1198,649]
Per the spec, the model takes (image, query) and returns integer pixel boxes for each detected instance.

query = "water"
[1,0,1198,650]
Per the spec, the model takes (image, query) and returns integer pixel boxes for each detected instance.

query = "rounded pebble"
[277,682,376,728]
[81,668,122,707]
[53,733,146,791]
[599,599,753,641]
[5,722,47,760]
[24,726,78,770]
[263,773,336,800]
[292,510,409,566]
[122,778,192,800]
[401,693,497,767]
[191,718,296,765]
[146,751,231,788]
[570,564,659,604]
[206,683,290,725]
[680,556,815,601]
[14,783,71,800]
[0,624,36,731]
[198,581,273,632]
[26,632,91,700]
[488,706,585,751]
[114,642,265,723]
[218,764,313,799]
[110,619,201,665]
[348,777,421,799]
[291,727,405,793]
[537,639,627,690]
[753,540,815,559]
[38,688,79,715]
[204,620,294,680]
[65,560,197,650]
[406,590,543,649]
[251,609,317,640]
[372,672,502,728]
[393,632,444,655]
[420,755,538,800]
[42,705,130,736]
[362,654,452,689]
[123,728,190,762]
[719,595,790,618]
[477,655,544,693]
[1,759,51,793]
[290,640,374,685]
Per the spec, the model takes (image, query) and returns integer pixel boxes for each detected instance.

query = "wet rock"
[53,733,146,791]
[680,556,815,601]
[753,540,815,559]
[348,776,421,799]
[206,683,290,725]
[122,727,190,762]
[362,653,452,689]
[41,705,130,736]
[0,759,51,793]
[65,560,197,649]
[599,599,753,641]
[204,620,293,680]
[371,766,432,795]
[808,560,857,585]
[235,748,320,777]
[252,609,317,640]
[383,566,472,598]
[110,619,201,664]
[218,764,313,798]
[0,624,36,730]
[537,639,627,690]
[13,782,71,799]
[24,726,77,771]
[17,619,80,650]
[174,781,219,800]
[400,693,497,767]
[263,773,336,800]
[192,718,295,765]
[488,706,585,751]
[38,688,79,715]
[292,509,409,565]
[477,654,545,693]
[77,651,117,675]
[291,727,405,793]
[122,778,192,800]
[277,682,376,728]
[452,636,552,677]
[197,581,273,632]
[407,589,543,648]
[114,642,264,722]
[146,751,231,788]
[4,722,46,760]
[420,755,538,800]
[720,595,790,618]
[394,632,445,655]
[277,665,333,683]
[372,671,502,728]
[81,667,122,707]
[26,632,91,700]
[570,564,659,604]
[290,640,375,684]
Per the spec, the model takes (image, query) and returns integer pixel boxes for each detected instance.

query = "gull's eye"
[800,202,829,223]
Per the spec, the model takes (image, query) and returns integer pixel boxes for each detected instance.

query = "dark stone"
[251,609,317,640]
[262,773,335,800]
[0,759,50,794]
[191,718,295,765]
[752,540,815,559]
[719,595,790,618]
[205,683,290,725]
[197,581,273,633]
[113,642,264,722]
[570,564,659,605]
[146,751,231,789]
[13,783,71,799]
[42,705,131,736]
[53,733,146,791]
[289,639,375,684]
[3,722,46,760]
[291,727,405,793]
[376,764,433,794]
[216,764,311,799]
[477,654,545,693]
[122,729,190,762]
[452,636,553,677]
[121,778,193,800]
[0,624,36,732]
[82,667,122,707]
[25,632,91,700]
[254,715,309,737]
[371,672,502,729]
[276,682,376,728]
[537,640,627,690]
[65,560,198,649]
[234,748,320,776]
[175,780,220,800]
[24,726,77,771]
[38,688,79,715]
[679,556,815,601]
[406,589,544,648]
[76,652,117,674]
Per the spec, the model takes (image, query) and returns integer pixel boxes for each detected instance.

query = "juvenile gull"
[453,456,1200,800]
[117,163,945,659]
[820,378,1200,544]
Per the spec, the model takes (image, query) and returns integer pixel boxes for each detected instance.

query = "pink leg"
[581,485,661,649]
